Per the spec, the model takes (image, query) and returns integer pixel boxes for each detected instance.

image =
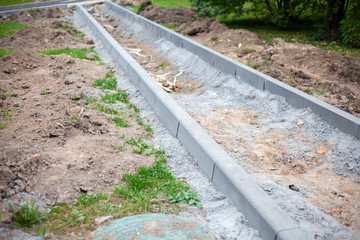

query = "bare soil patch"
[0,9,155,236]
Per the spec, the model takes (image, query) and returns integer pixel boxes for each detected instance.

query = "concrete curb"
[103,1,360,140]
[0,0,101,16]
[75,5,311,240]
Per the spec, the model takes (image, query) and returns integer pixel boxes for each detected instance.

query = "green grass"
[0,49,19,59]
[39,47,102,61]
[152,0,191,8]
[52,20,85,39]
[92,72,117,90]
[133,0,191,12]
[161,23,180,29]
[219,15,360,59]
[0,21,29,38]
[0,0,33,7]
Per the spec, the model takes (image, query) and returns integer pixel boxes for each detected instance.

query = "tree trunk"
[326,0,348,38]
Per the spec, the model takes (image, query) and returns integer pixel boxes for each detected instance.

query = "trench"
[76,3,359,239]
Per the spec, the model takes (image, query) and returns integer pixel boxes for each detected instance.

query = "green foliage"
[189,0,246,17]
[0,0,33,6]
[92,72,118,90]
[9,201,45,229]
[39,48,102,62]
[340,3,360,47]
[0,21,28,38]
[0,49,20,59]
[101,91,129,104]
[115,158,202,208]
[111,116,130,127]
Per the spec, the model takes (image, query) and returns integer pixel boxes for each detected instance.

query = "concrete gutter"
[0,0,104,16]
[75,4,311,240]
[103,1,360,140]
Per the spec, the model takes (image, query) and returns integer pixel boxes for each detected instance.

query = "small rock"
[0,93,6,100]
[95,215,113,225]
[13,103,20,107]
[316,149,326,155]
[21,84,30,89]
[296,121,304,126]
[10,92,18,97]
[289,184,299,192]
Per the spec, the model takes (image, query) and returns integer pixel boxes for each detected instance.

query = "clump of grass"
[9,201,45,230]
[93,72,117,90]
[111,116,130,127]
[0,0,33,7]
[39,47,102,62]
[0,49,20,59]
[161,23,180,29]
[0,21,28,38]
[211,35,218,41]
[101,91,129,104]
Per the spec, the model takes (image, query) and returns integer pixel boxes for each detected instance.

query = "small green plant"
[44,90,49,96]
[211,35,219,41]
[127,103,140,113]
[102,91,129,104]
[136,117,153,137]
[246,59,257,69]
[158,61,169,70]
[85,97,97,105]
[93,72,117,90]
[202,43,209,47]
[68,115,80,124]
[111,116,130,127]
[2,108,10,118]
[8,201,45,229]
[0,122,7,129]
[304,85,326,95]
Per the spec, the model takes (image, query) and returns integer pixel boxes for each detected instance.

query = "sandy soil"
[0,9,155,232]
[94,5,360,237]
[134,3,360,118]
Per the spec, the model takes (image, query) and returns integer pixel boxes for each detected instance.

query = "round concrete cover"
[90,214,213,239]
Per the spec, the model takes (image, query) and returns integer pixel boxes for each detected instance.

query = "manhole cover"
[90,213,213,239]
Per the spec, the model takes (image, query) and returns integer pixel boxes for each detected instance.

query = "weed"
[44,90,49,96]
[246,59,257,69]
[136,117,153,137]
[161,23,180,29]
[202,43,208,47]
[0,122,8,129]
[126,137,151,154]
[85,97,97,105]
[127,103,140,113]
[304,86,326,95]
[9,201,45,229]
[111,116,130,127]
[93,72,117,90]
[102,91,129,104]
[211,35,219,41]
[68,115,80,124]
[219,51,225,55]
[158,61,168,70]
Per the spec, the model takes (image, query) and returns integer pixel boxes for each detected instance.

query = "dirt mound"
[177,18,227,36]
[9,8,64,23]
[137,1,196,25]
[0,26,88,50]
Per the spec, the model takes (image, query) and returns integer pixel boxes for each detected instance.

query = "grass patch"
[92,72,117,90]
[0,0,33,7]
[101,91,129,104]
[39,48,102,62]
[0,21,29,38]
[161,23,180,29]
[0,49,20,59]
[132,0,190,12]
[219,15,360,59]
[152,0,191,8]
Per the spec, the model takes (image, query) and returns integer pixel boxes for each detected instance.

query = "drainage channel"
[76,2,359,240]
